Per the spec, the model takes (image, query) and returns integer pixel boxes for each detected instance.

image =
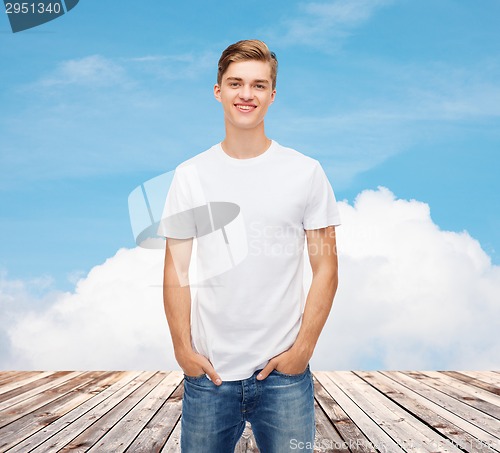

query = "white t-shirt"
[157,140,341,380]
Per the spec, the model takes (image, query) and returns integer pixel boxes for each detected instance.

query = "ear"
[270,88,276,104]
[214,84,222,103]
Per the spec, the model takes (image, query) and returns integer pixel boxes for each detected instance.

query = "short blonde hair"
[217,39,278,90]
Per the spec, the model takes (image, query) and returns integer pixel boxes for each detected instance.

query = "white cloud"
[122,50,217,80]
[28,51,216,92]
[5,48,498,191]
[35,55,131,89]
[2,187,499,371]
[274,109,413,189]
[3,248,176,370]
[272,59,500,189]
[313,187,500,370]
[1,52,221,189]
[381,60,500,121]
[264,0,393,49]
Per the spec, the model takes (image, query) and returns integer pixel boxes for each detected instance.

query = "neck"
[221,122,271,159]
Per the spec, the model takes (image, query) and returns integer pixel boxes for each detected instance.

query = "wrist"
[291,341,314,361]
[174,344,195,361]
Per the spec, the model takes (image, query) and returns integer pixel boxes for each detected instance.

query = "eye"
[229,82,240,87]
[255,84,266,89]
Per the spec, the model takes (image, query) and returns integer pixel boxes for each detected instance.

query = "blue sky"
[1,0,499,290]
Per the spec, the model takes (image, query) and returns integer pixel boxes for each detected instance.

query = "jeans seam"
[230,420,245,450]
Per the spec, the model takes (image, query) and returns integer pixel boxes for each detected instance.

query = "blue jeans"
[180,364,315,452]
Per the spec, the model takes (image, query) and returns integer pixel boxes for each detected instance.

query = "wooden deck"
[0,371,499,452]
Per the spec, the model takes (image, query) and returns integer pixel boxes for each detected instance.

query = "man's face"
[214,60,276,131]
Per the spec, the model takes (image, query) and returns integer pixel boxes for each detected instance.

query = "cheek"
[219,95,230,106]
[263,98,274,108]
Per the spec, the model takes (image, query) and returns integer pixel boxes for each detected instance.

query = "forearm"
[163,239,194,358]
[162,241,221,383]
[163,277,193,358]
[292,268,338,357]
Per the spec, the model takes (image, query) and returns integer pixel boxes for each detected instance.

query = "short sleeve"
[303,161,341,230]
[157,167,197,239]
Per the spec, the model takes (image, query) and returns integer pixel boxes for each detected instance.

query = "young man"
[158,40,340,452]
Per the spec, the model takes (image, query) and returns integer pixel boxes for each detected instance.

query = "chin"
[230,117,264,130]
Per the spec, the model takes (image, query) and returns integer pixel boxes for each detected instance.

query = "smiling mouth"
[235,104,256,112]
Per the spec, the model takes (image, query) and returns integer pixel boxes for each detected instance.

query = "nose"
[239,84,253,101]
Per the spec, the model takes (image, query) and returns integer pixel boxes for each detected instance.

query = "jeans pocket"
[272,363,310,378]
[183,372,207,381]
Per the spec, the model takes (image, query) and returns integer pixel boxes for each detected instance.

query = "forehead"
[223,60,272,82]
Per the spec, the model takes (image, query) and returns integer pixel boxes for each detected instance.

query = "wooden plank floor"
[0,371,499,452]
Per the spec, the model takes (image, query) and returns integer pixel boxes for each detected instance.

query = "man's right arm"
[163,238,222,385]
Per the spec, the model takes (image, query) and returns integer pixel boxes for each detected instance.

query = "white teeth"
[236,105,253,110]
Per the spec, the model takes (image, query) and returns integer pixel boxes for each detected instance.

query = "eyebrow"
[225,77,270,84]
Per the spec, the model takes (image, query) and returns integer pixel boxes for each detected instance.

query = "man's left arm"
[257,226,338,379]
